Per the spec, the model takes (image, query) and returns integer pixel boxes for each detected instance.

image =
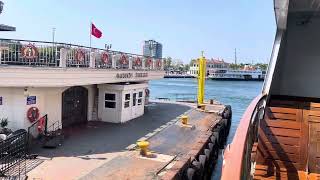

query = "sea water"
[149,78,263,179]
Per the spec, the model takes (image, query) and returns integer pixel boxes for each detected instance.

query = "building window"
[105,93,116,108]
[124,93,130,108]
[138,91,143,105]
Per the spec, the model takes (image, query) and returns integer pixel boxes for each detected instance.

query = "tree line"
[164,56,268,72]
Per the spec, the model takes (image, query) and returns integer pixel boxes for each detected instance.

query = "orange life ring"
[135,57,142,66]
[27,107,39,123]
[146,58,152,67]
[101,52,109,64]
[37,116,46,133]
[120,54,128,65]
[75,49,85,62]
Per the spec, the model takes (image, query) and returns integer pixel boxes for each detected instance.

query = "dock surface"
[27,101,226,180]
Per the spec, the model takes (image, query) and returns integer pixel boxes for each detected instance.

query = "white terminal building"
[0,39,164,131]
[188,59,230,77]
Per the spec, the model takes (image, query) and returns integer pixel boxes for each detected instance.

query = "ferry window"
[139,91,143,98]
[105,93,115,101]
[124,93,130,108]
[105,93,116,108]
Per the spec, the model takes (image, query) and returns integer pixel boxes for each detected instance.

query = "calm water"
[149,78,263,179]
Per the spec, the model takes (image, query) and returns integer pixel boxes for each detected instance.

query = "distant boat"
[208,67,266,81]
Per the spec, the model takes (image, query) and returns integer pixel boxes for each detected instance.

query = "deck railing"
[221,94,266,180]
[0,38,164,70]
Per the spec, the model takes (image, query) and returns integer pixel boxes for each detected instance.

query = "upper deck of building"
[0,38,165,87]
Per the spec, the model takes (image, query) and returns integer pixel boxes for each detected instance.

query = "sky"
[1,0,276,64]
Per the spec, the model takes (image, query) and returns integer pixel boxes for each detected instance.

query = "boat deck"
[253,96,320,180]
[254,165,320,180]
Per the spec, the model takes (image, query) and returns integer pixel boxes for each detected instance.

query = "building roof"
[192,58,230,65]
[0,24,16,31]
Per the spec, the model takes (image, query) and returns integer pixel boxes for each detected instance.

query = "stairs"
[41,129,64,148]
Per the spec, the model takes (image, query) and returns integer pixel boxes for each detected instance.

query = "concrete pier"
[26,101,231,180]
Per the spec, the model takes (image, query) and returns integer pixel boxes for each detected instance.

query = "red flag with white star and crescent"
[91,23,102,38]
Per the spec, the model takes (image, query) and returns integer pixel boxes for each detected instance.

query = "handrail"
[27,114,48,152]
[0,38,165,60]
[221,94,265,180]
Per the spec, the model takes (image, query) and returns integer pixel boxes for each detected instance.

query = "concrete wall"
[270,14,320,98]
[0,85,95,131]
[98,83,147,123]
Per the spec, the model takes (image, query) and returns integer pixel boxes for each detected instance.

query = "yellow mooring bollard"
[137,141,149,156]
[180,115,189,125]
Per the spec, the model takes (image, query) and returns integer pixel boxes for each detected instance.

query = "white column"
[90,52,96,68]
[141,58,145,70]
[129,57,133,69]
[112,55,116,69]
[161,59,164,70]
[59,48,68,68]
[152,58,155,70]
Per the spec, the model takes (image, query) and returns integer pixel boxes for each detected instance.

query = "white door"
[131,92,138,118]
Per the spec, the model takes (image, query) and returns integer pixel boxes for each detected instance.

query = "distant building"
[143,40,162,58]
[0,1,16,31]
[188,58,230,77]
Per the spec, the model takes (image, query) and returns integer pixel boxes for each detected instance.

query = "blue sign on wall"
[27,96,36,105]
[0,97,2,105]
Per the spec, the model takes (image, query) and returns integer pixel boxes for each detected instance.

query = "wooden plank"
[258,130,300,146]
[309,173,320,180]
[263,151,300,163]
[308,122,320,173]
[262,127,301,138]
[308,102,320,108]
[306,110,320,117]
[266,112,297,121]
[264,159,301,171]
[262,142,300,154]
[300,110,309,173]
[262,118,300,130]
[267,107,297,114]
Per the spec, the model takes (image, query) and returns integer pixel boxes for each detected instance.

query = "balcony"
[0,39,165,87]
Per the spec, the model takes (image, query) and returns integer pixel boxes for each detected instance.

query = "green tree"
[163,56,172,70]
[189,59,197,66]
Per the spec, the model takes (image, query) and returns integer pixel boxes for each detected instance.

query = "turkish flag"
[91,23,102,38]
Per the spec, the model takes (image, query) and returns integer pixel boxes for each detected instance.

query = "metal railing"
[0,38,164,71]
[27,114,48,152]
[0,130,27,178]
[221,94,266,180]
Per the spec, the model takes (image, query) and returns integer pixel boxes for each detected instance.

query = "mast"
[234,48,237,65]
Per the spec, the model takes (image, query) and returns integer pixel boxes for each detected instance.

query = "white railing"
[0,38,164,71]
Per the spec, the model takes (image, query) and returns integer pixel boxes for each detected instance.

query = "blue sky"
[1,0,275,63]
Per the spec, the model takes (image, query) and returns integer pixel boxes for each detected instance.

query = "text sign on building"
[27,96,36,105]
[0,97,2,105]
[116,72,148,79]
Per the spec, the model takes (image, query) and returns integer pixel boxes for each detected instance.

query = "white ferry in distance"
[208,65,266,81]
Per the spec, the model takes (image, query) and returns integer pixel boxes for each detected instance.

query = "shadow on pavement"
[31,102,191,158]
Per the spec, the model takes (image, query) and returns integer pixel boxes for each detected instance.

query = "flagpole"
[89,21,92,50]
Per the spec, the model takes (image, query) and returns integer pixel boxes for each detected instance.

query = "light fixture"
[23,87,29,97]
